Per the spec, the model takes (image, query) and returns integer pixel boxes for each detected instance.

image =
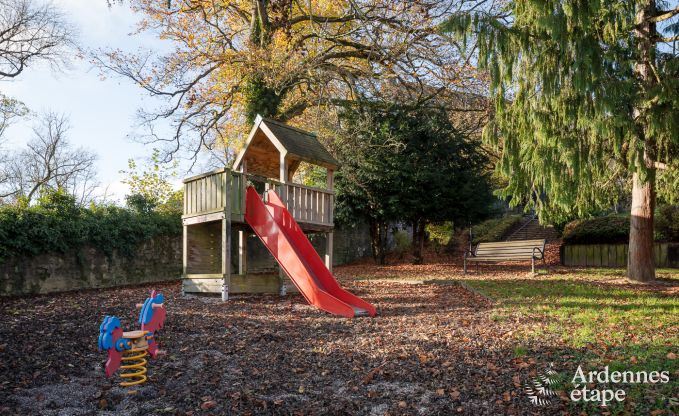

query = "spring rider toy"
[98,290,166,386]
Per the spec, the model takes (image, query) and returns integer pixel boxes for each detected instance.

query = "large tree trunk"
[628,0,657,283]
[412,219,426,265]
[628,172,656,282]
[369,220,388,265]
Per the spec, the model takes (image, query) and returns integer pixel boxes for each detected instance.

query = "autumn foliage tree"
[121,149,182,214]
[98,0,493,161]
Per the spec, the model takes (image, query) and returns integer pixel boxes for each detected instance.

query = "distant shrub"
[563,215,629,244]
[426,222,453,254]
[0,188,181,260]
[472,215,522,244]
[562,208,679,244]
[562,215,630,244]
[655,205,679,242]
[392,229,411,258]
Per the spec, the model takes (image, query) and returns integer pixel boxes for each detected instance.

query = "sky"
[1,0,177,202]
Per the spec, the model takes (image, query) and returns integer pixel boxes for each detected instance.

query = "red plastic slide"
[244,186,376,318]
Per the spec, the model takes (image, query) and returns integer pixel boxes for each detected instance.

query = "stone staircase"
[504,215,559,242]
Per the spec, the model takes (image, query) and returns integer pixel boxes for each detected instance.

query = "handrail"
[285,181,334,195]
[243,172,281,186]
[505,214,536,241]
[182,167,228,183]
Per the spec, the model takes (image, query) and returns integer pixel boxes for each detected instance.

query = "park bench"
[463,239,546,274]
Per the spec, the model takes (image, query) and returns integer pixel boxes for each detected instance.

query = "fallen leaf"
[201,400,217,410]
[363,366,381,384]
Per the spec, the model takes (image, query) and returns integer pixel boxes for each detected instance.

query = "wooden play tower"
[181,115,339,300]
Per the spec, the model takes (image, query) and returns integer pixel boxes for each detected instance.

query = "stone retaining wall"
[1,222,373,296]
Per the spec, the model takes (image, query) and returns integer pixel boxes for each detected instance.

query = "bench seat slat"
[476,240,544,248]
[464,239,546,273]
[476,244,544,249]
[466,256,537,262]
[476,248,541,254]
[477,239,544,245]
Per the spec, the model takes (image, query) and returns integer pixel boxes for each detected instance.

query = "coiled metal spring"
[119,346,148,386]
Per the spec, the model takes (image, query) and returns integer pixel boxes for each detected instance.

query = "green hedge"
[655,205,679,242]
[0,190,181,260]
[562,215,629,244]
[562,206,679,244]
[472,215,522,244]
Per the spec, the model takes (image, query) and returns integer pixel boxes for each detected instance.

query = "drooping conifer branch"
[648,6,679,22]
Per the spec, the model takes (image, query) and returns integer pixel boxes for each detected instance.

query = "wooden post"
[325,168,334,272]
[241,160,247,215]
[279,153,288,200]
[182,224,188,296]
[278,152,288,295]
[326,169,334,225]
[325,232,334,273]
[222,169,232,301]
[238,229,247,275]
[238,160,247,276]
[326,169,334,190]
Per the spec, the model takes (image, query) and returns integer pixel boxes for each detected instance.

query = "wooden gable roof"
[233,115,339,172]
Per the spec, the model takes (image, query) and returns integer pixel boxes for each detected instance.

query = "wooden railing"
[282,182,333,227]
[183,168,245,218]
[183,169,333,227]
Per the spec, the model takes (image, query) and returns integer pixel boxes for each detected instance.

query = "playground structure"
[98,290,166,386]
[182,115,375,317]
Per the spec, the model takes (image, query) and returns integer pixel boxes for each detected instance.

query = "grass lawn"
[462,268,679,415]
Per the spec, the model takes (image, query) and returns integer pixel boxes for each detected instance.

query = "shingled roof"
[233,115,339,173]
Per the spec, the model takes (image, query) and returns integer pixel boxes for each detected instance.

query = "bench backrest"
[475,239,546,259]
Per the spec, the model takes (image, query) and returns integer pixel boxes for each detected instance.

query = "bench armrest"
[532,246,544,259]
[464,248,476,258]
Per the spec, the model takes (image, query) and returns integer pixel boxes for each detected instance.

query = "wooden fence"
[561,243,679,268]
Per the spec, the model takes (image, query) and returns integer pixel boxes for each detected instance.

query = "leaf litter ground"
[1,243,676,415]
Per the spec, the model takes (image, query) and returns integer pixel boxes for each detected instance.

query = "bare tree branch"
[0,0,76,79]
[0,112,98,205]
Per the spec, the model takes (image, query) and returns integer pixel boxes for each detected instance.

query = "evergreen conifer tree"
[443,0,679,282]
